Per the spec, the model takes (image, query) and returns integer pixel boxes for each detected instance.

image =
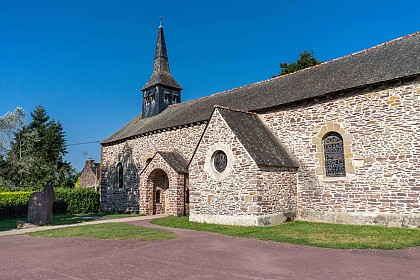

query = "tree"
[0,107,26,189]
[6,105,77,189]
[277,50,321,76]
[0,107,26,157]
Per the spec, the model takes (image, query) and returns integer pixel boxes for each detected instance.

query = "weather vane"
[83,151,88,159]
[159,17,162,27]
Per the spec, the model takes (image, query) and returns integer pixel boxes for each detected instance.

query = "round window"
[213,151,227,173]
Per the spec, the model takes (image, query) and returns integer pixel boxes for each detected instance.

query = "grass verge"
[151,216,420,250]
[28,222,177,240]
[0,213,144,232]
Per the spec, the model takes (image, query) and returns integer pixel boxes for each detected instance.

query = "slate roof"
[103,32,420,145]
[142,26,182,90]
[157,152,189,174]
[216,107,299,168]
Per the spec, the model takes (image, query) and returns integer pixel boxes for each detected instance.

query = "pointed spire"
[142,21,182,91]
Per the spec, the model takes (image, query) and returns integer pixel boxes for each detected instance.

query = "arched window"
[323,132,346,177]
[116,162,123,188]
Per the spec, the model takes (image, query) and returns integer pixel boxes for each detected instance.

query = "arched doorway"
[149,169,169,214]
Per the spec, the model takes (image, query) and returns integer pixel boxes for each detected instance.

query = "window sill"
[320,175,352,183]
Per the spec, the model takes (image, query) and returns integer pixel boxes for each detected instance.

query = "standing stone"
[27,184,54,225]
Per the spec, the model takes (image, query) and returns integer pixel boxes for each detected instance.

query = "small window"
[173,93,179,103]
[116,162,123,188]
[164,90,171,101]
[156,189,161,203]
[323,132,346,177]
[212,151,227,173]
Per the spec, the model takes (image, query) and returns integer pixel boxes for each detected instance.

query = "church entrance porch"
[139,152,189,216]
[151,169,169,214]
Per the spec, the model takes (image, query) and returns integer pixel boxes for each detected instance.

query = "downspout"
[183,175,187,216]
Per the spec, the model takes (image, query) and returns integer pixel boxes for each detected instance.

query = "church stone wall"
[260,79,420,228]
[259,167,298,220]
[189,109,297,226]
[100,124,205,213]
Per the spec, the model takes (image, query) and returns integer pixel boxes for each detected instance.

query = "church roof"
[142,26,182,90]
[216,107,299,168]
[103,32,420,145]
[158,152,189,174]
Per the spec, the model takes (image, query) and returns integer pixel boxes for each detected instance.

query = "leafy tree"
[5,126,39,189]
[0,107,26,189]
[0,107,26,157]
[6,105,77,189]
[277,50,321,76]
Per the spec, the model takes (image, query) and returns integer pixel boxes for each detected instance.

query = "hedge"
[0,188,100,219]
[0,192,31,219]
[54,188,100,214]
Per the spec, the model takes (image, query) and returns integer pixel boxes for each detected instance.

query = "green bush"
[54,188,100,214]
[0,188,100,219]
[0,192,31,219]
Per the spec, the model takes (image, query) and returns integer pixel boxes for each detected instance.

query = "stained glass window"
[323,132,346,177]
[213,151,227,173]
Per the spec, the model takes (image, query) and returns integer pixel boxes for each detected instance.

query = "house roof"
[216,107,299,168]
[157,152,189,174]
[103,32,420,145]
[142,26,182,91]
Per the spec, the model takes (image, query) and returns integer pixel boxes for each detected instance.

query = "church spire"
[141,20,182,118]
[142,20,182,91]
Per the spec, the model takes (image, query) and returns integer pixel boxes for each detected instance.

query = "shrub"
[0,188,100,219]
[54,188,100,214]
[0,192,31,219]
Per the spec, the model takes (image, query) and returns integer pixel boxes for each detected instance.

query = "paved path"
[0,217,419,280]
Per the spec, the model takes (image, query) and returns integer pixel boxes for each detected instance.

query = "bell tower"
[141,18,182,118]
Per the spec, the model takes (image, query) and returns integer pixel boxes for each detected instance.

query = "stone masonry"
[260,80,420,227]
[140,153,187,216]
[189,109,298,226]
[100,123,205,213]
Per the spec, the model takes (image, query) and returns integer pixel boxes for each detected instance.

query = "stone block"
[27,184,54,226]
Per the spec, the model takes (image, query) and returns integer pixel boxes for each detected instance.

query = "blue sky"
[1,0,419,171]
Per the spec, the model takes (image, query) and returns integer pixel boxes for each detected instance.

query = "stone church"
[100,25,420,228]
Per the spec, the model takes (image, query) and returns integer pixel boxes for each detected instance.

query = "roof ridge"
[169,31,420,108]
[266,32,420,80]
[214,105,257,115]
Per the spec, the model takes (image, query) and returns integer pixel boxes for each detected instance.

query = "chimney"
[85,158,95,167]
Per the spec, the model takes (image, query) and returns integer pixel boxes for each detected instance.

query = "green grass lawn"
[0,213,144,232]
[28,222,177,241]
[151,216,420,250]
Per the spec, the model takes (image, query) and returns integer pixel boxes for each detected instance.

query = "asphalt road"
[0,219,419,280]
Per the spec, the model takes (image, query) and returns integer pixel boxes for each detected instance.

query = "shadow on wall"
[101,143,140,214]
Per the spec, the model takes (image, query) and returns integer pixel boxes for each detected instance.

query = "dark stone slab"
[27,184,54,226]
